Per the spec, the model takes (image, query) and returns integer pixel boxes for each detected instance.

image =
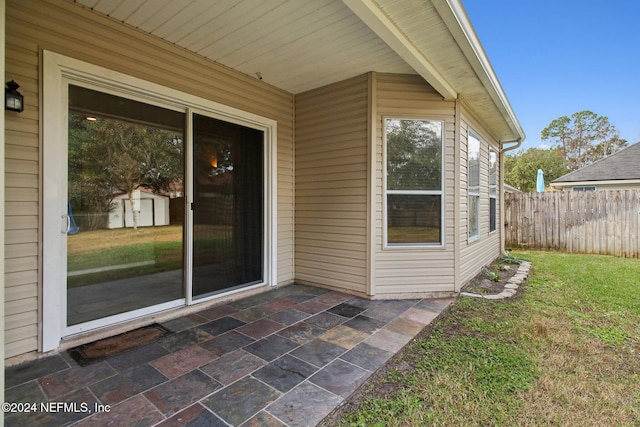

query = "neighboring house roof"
[551,142,640,185]
[504,183,521,193]
[73,0,525,145]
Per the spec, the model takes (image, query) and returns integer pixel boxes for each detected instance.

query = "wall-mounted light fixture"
[5,80,24,112]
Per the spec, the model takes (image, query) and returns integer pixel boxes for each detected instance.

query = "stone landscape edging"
[460,260,532,300]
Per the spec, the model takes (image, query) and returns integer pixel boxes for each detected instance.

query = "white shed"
[107,189,170,228]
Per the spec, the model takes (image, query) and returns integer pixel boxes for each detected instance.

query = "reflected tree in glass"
[386,119,443,244]
[386,119,442,191]
[68,113,183,230]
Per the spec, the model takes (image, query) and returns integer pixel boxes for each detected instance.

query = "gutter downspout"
[499,139,523,254]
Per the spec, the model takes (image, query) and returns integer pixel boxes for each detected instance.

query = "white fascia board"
[342,0,458,100]
[551,179,640,187]
[431,0,525,142]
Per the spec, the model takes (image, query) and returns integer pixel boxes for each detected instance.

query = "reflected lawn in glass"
[66,225,238,289]
[388,226,440,244]
[67,225,184,288]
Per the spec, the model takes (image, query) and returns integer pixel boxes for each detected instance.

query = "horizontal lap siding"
[459,110,501,285]
[375,74,456,295]
[4,0,294,358]
[295,75,369,294]
[5,28,40,357]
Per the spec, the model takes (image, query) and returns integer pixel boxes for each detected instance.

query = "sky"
[463,1,640,151]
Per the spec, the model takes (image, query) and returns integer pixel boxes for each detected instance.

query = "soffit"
[73,0,415,94]
[72,0,524,142]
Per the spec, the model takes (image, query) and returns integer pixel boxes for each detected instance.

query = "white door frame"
[42,51,277,352]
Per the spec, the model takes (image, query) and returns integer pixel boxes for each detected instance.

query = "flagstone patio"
[4,284,452,427]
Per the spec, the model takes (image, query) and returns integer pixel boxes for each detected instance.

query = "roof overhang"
[342,0,457,100]
[73,0,525,143]
[344,0,525,144]
[431,0,525,143]
[551,179,640,188]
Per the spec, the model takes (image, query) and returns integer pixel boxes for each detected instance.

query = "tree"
[541,110,627,171]
[504,148,567,192]
[386,119,441,190]
[69,113,183,230]
[68,114,115,230]
[386,119,442,229]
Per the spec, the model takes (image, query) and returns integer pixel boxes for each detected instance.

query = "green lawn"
[339,251,640,426]
[67,225,232,287]
[388,226,440,244]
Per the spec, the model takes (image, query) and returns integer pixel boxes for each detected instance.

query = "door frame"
[41,51,277,352]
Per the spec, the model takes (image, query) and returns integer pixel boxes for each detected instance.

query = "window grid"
[384,118,444,247]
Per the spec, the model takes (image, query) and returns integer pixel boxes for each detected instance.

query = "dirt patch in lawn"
[460,259,522,295]
[317,257,525,427]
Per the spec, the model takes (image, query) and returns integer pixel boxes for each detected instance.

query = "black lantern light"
[5,80,24,112]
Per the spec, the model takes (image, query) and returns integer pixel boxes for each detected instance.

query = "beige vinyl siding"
[295,74,369,294]
[374,74,456,295]
[4,29,40,357]
[4,0,295,358]
[459,109,502,285]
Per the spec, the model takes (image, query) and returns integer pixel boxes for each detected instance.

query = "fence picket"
[504,190,640,258]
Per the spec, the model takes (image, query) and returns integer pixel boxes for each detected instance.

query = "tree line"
[505,110,628,192]
[69,112,183,231]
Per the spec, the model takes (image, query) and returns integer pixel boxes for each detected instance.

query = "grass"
[67,225,232,287]
[388,226,440,244]
[339,251,640,426]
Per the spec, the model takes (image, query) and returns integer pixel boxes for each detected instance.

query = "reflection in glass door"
[192,114,264,298]
[66,85,185,326]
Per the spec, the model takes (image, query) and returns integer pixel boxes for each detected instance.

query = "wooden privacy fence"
[504,190,640,258]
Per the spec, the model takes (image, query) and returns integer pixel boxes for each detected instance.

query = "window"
[468,131,480,240]
[489,148,498,233]
[572,186,596,191]
[385,118,443,246]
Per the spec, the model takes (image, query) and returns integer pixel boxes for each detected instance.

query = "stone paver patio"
[4,284,452,426]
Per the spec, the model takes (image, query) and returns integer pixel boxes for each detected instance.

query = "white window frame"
[42,51,277,351]
[382,117,445,249]
[468,130,481,241]
[489,147,498,233]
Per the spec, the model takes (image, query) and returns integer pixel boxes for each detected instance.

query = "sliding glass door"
[66,85,185,326]
[43,53,274,349]
[192,114,264,298]
[65,93,266,324]
[66,85,264,326]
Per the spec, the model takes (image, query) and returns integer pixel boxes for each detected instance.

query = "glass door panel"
[66,85,185,326]
[192,114,264,298]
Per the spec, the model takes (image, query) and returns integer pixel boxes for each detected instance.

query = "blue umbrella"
[67,201,79,235]
[536,169,545,193]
